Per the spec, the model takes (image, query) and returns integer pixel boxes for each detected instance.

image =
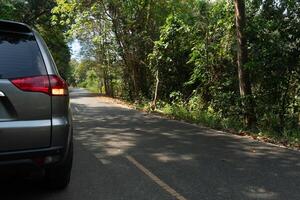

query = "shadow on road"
[0,178,55,200]
[0,140,110,200]
[71,93,300,200]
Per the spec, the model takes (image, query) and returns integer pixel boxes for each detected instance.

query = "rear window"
[0,32,47,79]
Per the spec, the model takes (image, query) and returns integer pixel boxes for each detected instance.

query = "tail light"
[11,75,68,96]
[11,76,50,94]
[49,75,68,96]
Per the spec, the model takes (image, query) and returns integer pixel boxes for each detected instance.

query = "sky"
[70,39,81,60]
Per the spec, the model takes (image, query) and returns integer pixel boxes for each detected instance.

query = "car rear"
[0,20,73,189]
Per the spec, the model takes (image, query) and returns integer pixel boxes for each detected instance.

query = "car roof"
[0,20,33,34]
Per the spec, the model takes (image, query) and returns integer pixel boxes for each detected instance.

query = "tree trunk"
[103,68,113,97]
[151,70,159,111]
[234,0,256,128]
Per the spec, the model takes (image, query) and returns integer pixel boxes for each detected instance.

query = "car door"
[0,30,51,151]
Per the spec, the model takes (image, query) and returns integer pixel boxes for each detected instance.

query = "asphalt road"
[1,88,300,200]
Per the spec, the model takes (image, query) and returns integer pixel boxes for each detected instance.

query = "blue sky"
[70,39,81,60]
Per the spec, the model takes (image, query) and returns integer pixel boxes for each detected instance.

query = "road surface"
[1,88,300,200]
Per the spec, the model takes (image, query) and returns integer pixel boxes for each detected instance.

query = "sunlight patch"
[243,186,278,199]
[152,152,195,162]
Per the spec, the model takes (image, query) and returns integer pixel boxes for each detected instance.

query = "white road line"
[126,155,187,200]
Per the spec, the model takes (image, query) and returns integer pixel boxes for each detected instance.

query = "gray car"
[0,20,73,189]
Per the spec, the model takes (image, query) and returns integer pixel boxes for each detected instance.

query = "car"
[0,20,73,189]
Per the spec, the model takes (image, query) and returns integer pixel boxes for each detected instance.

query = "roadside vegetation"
[1,0,299,146]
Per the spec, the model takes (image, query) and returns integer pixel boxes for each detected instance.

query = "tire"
[44,142,73,190]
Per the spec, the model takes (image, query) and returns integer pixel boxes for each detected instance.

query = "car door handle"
[0,91,5,97]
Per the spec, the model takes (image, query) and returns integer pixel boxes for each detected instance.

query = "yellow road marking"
[126,155,187,200]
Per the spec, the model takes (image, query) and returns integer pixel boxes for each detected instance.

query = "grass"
[158,103,243,132]
[134,101,300,149]
[80,83,99,93]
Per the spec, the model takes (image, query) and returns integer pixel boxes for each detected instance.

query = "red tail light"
[11,76,50,94]
[11,75,68,96]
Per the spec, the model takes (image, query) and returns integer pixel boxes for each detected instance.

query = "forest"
[1,0,299,145]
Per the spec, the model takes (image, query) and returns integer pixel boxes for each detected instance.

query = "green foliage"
[149,15,194,100]
[247,0,300,131]
[81,69,100,93]
[188,0,238,118]
[0,0,15,19]
[158,97,239,131]
[38,25,71,80]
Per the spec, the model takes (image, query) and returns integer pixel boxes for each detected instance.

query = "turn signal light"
[49,75,68,96]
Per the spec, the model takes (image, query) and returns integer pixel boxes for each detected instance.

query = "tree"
[234,0,256,128]
[149,15,193,101]
[247,0,300,131]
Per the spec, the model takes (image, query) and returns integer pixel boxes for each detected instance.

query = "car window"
[0,31,46,79]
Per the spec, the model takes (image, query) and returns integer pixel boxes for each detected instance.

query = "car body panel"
[0,73,51,152]
[0,20,72,167]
